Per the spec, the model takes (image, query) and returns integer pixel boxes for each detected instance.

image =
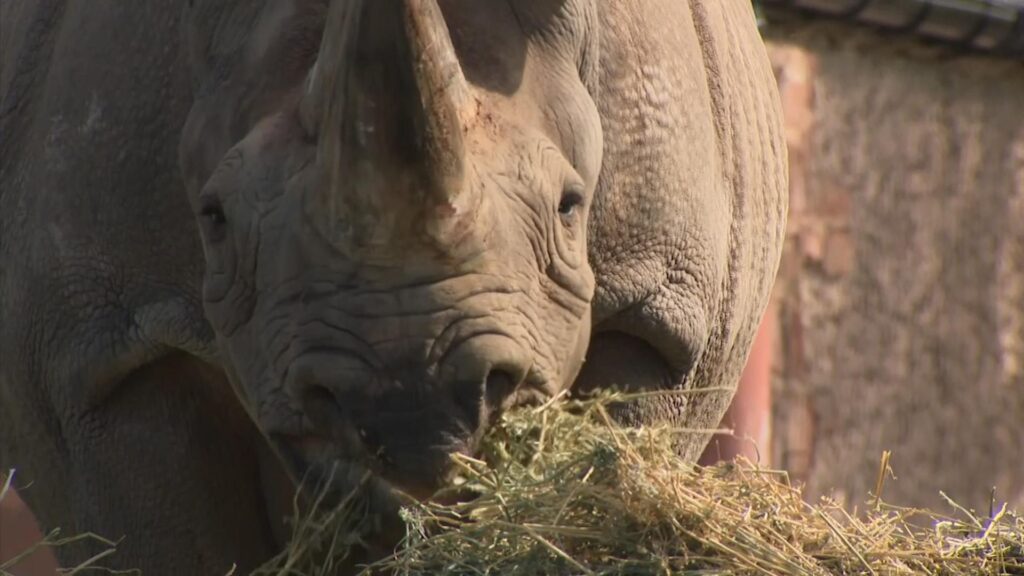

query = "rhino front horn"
[307,0,472,233]
[404,0,472,200]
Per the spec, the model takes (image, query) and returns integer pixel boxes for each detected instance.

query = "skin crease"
[184,0,602,507]
[0,0,786,573]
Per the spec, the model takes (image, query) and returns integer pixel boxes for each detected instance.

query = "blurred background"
[3,1,1023,573]
[705,0,1024,516]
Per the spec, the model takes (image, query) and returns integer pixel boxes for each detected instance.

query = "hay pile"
[4,393,1020,575]
[257,393,1024,576]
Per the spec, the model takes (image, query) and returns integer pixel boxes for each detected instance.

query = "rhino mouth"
[269,409,475,506]
[267,346,550,503]
[267,434,409,556]
[273,435,404,503]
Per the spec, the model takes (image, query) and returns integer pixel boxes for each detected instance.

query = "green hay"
[258,392,1024,575]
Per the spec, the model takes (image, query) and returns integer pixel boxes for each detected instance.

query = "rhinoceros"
[0,0,786,572]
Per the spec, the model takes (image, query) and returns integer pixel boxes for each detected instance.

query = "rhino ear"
[307,0,471,216]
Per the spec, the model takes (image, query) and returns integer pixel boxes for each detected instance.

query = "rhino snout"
[438,333,536,425]
[281,335,534,498]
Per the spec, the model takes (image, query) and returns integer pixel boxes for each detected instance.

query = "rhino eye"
[558,189,584,220]
[199,197,228,243]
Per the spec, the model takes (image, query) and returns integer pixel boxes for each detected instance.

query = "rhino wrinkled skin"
[0,0,786,573]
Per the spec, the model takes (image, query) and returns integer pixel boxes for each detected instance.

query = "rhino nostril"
[484,368,519,411]
[301,384,343,430]
[299,384,369,456]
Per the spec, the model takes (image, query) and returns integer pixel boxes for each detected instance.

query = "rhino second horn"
[304,0,362,230]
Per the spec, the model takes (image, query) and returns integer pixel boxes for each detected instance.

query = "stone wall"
[765,24,1024,513]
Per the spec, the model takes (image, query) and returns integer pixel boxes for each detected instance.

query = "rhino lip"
[271,431,374,489]
[269,432,413,513]
[270,425,474,507]
[267,434,414,560]
[270,434,482,537]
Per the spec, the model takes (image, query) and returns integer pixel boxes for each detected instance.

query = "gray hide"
[0,0,785,573]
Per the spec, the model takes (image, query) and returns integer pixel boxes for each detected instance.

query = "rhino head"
[180,0,602,501]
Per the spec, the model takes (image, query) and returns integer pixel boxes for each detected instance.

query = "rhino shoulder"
[582,0,787,456]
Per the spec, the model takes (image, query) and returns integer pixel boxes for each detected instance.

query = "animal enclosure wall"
[764,24,1024,513]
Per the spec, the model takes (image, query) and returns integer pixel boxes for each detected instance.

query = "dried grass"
[4,391,1021,575]
[258,392,1024,575]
